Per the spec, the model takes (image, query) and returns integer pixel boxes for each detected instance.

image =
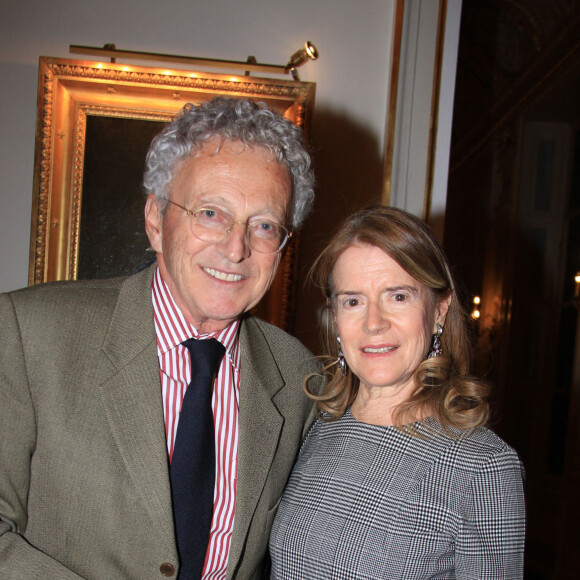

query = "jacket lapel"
[227,316,285,574]
[97,266,177,549]
[94,273,289,568]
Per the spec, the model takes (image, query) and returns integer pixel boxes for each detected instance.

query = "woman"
[269,206,525,579]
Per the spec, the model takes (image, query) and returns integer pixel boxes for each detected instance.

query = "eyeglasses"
[162,198,292,254]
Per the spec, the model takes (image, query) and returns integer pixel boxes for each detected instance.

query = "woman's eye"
[393,293,407,302]
[334,296,365,312]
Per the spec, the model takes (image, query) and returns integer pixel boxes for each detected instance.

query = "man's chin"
[195,301,250,332]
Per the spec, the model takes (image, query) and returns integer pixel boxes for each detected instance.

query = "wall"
[0,0,394,295]
[389,0,462,240]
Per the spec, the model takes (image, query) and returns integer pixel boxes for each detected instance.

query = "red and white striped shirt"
[152,267,240,579]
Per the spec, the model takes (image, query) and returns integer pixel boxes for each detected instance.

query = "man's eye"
[251,221,279,238]
[195,208,230,230]
[201,209,218,219]
[197,208,229,223]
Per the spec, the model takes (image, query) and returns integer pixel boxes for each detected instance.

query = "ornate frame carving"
[30,56,315,330]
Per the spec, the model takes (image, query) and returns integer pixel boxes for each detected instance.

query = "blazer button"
[160,563,175,576]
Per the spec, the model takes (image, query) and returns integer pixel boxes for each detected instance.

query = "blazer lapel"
[227,316,285,574]
[98,266,176,549]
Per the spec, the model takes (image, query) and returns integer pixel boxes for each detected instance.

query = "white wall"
[0,0,395,293]
[389,0,462,239]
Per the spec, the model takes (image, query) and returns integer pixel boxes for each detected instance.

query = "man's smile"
[203,267,245,282]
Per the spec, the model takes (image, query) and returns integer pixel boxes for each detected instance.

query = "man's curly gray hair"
[143,97,315,229]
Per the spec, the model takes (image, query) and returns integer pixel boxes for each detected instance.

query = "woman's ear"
[434,294,452,331]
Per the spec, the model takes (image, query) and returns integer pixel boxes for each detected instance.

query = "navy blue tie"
[171,338,225,580]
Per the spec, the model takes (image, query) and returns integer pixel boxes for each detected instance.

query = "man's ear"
[144,194,163,253]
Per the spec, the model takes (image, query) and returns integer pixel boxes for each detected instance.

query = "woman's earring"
[428,323,443,358]
[337,337,347,376]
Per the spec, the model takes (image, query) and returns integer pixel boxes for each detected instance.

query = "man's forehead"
[169,140,291,215]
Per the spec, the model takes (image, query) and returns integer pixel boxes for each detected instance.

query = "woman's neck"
[350,382,425,426]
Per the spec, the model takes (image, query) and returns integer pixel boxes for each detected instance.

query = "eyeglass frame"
[159,197,293,254]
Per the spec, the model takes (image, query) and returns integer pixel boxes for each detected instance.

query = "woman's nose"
[365,302,389,333]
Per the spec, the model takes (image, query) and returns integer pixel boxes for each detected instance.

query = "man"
[0,98,322,579]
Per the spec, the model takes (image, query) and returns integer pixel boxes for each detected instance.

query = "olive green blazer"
[0,265,319,579]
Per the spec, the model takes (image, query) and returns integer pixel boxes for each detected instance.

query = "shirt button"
[160,563,175,576]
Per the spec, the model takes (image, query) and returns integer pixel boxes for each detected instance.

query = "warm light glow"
[96,63,103,69]
[575,272,580,283]
[473,295,481,305]
[162,70,172,76]
[472,309,481,319]
[305,41,318,60]
[122,66,131,72]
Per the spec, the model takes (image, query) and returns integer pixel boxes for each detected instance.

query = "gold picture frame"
[29,56,315,330]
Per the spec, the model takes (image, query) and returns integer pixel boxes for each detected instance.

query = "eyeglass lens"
[190,208,288,253]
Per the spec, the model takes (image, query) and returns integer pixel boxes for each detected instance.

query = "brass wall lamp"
[285,41,319,80]
[69,42,318,80]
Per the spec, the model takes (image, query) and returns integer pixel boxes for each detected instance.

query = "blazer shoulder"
[241,317,323,395]
[6,265,154,312]
[245,316,318,366]
[7,275,124,306]
[3,266,155,342]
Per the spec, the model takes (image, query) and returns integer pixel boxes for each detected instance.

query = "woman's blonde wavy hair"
[306,205,490,433]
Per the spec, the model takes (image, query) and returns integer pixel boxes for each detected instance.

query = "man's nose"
[219,222,251,262]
